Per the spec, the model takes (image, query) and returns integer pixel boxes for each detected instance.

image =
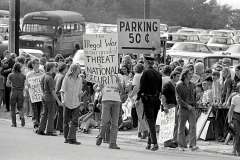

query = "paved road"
[0,119,238,160]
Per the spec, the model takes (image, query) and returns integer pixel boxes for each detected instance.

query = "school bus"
[19,10,85,59]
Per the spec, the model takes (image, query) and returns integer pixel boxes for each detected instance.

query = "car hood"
[20,35,52,42]
[167,50,212,54]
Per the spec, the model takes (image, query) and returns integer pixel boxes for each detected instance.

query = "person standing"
[95,75,124,149]
[60,64,83,145]
[176,68,198,151]
[6,63,26,127]
[136,55,162,151]
[1,50,15,112]
[128,63,148,139]
[54,63,68,134]
[26,58,44,132]
[162,71,180,148]
[37,62,62,136]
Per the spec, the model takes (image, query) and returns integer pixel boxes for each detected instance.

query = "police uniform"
[136,56,162,150]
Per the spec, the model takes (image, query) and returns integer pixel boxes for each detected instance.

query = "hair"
[235,65,240,71]
[174,66,183,73]
[16,56,25,64]
[120,64,130,75]
[40,57,47,65]
[204,75,213,82]
[180,68,191,82]
[12,63,21,73]
[162,65,172,76]
[212,71,220,77]
[204,68,213,74]
[27,60,33,69]
[222,67,231,79]
[146,59,154,66]
[32,58,39,65]
[25,57,31,65]
[186,64,194,70]
[170,71,180,79]
[196,82,203,91]
[10,53,16,59]
[4,50,9,56]
[138,60,144,64]
[179,59,184,63]
[54,54,64,62]
[65,57,73,64]
[133,63,144,73]
[45,62,56,72]
[58,63,67,73]
[66,63,80,77]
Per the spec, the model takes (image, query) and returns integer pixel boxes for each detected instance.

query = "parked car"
[167,42,212,54]
[198,34,216,44]
[168,51,240,69]
[233,35,240,43]
[97,24,117,33]
[167,33,200,48]
[73,49,85,70]
[176,28,206,34]
[207,37,235,51]
[209,30,234,37]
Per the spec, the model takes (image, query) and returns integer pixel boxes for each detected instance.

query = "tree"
[228,9,240,29]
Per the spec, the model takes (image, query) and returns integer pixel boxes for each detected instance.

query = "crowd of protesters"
[0,50,240,156]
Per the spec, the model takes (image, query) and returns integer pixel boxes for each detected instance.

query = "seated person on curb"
[79,103,100,134]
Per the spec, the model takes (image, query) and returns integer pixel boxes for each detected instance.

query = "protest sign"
[28,76,43,103]
[158,108,175,143]
[83,33,118,87]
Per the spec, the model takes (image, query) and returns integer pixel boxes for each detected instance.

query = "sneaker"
[96,137,103,146]
[109,143,120,149]
[64,139,69,143]
[190,146,199,151]
[146,144,151,150]
[11,124,17,127]
[69,139,81,145]
[151,144,158,151]
[37,131,46,135]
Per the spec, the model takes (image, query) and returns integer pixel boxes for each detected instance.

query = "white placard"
[83,33,119,87]
[28,76,43,103]
[158,108,175,143]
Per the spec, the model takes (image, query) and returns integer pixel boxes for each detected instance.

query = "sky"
[217,0,240,9]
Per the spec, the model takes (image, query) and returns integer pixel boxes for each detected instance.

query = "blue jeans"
[10,89,24,126]
[38,95,56,133]
[178,107,196,148]
[99,100,120,144]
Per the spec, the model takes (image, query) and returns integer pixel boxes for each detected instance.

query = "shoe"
[179,147,185,151]
[96,137,103,146]
[64,139,69,143]
[109,143,120,149]
[151,144,159,151]
[3,109,10,112]
[78,128,83,132]
[15,111,19,114]
[33,126,39,133]
[236,152,240,157]
[59,131,64,135]
[37,131,46,135]
[20,117,25,127]
[11,124,17,127]
[231,150,236,155]
[146,144,151,150]
[190,146,199,151]
[46,132,57,136]
[218,137,225,142]
[83,130,88,134]
[69,139,81,145]
[217,136,223,141]
[140,130,148,139]
[168,143,177,148]
[138,132,142,138]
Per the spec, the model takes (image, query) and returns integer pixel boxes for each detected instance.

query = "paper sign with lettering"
[28,76,43,103]
[83,33,119,87]
[158,108,175,143]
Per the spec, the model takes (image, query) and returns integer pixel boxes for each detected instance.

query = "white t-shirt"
[132,73,142,99]
[231,94,240,113]
[162,76,171,87]
[101,74,123,102]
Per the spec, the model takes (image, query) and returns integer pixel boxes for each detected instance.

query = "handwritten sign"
[158,108,175,143]
[28,76,43,103]
[83,33,118,87]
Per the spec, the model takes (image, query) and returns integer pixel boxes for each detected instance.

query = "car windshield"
[227,45,240,53]
[23,24,55,34]
[172,35,187,41]
[171,43,197,51]
[233,36,240,43]
[209,38,227,44]
[211,31,229,37]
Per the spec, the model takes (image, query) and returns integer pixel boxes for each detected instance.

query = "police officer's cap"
[144,55,155,61]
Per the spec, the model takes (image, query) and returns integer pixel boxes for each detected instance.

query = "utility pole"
[15,0,20,56]
[9,0,16,54]
[144,0,150,19]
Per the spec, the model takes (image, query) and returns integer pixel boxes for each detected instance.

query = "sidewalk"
[0,106,236,157]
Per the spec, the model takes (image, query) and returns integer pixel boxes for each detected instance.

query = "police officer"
[136,55,162,151]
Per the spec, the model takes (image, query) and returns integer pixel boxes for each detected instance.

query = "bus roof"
[23,10,85,26]
[0,10,9,15]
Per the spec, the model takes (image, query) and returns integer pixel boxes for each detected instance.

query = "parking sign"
[117,18,160,54]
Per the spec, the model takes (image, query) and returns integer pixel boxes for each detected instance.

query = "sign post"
[117,19,160,54]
